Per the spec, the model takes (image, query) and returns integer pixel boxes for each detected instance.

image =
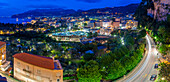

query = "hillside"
[11,4,139,18]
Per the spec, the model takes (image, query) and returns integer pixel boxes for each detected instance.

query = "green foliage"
[87,32,93,38]
[134,0,154,27]
[83,53,95,61]
[120,46,129,55]
[158,25,170,43]
[121,56,133,71]
[84,23,87,26]
[125,35,135,45]
[167,15,170,24]
[159,63,170,81]
[87,32,98,38]
[113,48,123,60]
[159,44,168,55]
[106,60,126,80]
[63,76,76,80]
[94,32,98,37]
[77,60,102,82]
[139,29,146,37]
[99,54,113,67]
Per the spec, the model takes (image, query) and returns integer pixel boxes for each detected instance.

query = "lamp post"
[161,77,165,80]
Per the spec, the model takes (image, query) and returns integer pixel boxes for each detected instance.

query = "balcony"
[0,61,10,71]
[1,59,6,65]
[1,61,10,68]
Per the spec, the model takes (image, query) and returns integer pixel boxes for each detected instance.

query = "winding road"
[119,34,160,82]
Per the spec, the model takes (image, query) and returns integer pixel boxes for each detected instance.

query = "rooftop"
[0,41,6,47]
[13,53,62,70]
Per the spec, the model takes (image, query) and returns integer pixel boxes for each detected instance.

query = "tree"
[99,54,113,67]
[159,44,168,56]
[87,32,93,38]
[121,56,133,71]
[106,60,126,80]
[83,53,95,61]
[159,63,170,81]
[94,32,98,37]
[84,23,87,26]
[121,46,129,55]
[125,35,135,45]
[139,29,146,37]
[113,48,123,60]
[77,60,102,82]
[130,56,138,67]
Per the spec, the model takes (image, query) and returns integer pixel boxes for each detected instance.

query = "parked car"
[150,74,157,81]
[154,64,158,69]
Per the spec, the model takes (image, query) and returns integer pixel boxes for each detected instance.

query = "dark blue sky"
[0,0,141,16]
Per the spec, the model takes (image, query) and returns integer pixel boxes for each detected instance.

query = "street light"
[161,77,165,80]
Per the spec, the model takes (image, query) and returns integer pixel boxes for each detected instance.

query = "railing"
[1,59,6,64]
[1,61,10,68]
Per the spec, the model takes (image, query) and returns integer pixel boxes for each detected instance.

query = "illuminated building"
[125,20,138,29]
[112,21,120,29]
[0,41,11,72]
[102,21,112,27]
[13,53,63,82]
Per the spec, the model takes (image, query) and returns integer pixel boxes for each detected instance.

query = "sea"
[0,17,32,24]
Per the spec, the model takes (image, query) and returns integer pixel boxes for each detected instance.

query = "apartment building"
[13,53,63,82]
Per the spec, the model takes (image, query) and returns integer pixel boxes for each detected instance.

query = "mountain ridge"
[11,3,139,18]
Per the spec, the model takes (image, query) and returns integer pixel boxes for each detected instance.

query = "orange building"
[112,21,120,29]
[13,53,63,82]
[0,41,11,72]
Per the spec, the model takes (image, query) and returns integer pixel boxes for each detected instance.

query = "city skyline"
[0,0,141,16]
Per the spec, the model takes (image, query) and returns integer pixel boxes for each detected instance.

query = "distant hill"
[68,4,139,17]
[11,8,76,18]
[11,4,139,18]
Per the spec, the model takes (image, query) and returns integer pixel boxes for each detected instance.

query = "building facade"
[13,53,63,82]
[0,41,11,72]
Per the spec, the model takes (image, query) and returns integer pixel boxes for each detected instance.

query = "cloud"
[26,5,66,9]
[76,0,102,3]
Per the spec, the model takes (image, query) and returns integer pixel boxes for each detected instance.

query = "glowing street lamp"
[161,77,165,80]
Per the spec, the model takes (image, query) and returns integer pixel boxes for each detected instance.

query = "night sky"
[0,0,141,16]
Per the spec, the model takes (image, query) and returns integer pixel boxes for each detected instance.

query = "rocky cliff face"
[147,0,170,21]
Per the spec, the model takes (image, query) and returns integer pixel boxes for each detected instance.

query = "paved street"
[120,35,160,82]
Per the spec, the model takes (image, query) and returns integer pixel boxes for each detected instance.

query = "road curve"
[120,35,158,82]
